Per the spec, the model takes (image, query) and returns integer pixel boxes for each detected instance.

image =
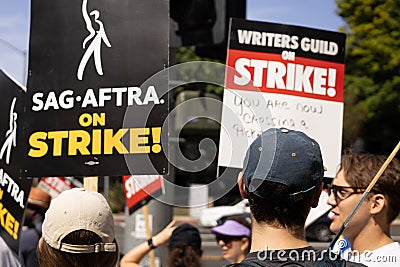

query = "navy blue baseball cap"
[242,128,324,202]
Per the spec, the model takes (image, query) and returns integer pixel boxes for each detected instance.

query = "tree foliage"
[173,47,224,96]
[336,0,400,153]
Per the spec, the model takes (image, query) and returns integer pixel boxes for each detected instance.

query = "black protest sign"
[0,69,32,254]
[0,70,27,179]
[0,176,32,255]
[23,0,169,177]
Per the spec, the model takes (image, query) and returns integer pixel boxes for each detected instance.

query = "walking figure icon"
[0,97,17,165]
[77,0,111,81]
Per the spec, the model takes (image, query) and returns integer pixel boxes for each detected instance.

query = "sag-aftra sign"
[22,0,169,177]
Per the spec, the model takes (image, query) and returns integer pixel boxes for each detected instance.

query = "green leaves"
[337,0,400,152]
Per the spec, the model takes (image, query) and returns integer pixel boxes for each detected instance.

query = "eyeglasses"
[215,235,243,244]
[327,184,365,203]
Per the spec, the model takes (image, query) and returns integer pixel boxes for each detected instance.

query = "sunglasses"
[327,184,365,203]
[215,235,244,244]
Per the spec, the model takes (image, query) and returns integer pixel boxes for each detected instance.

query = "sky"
[0,0,344,86]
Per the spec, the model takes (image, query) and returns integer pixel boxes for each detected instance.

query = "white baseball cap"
[42,188,117,253]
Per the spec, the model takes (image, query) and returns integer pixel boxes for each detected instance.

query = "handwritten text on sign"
[218,19,345,178]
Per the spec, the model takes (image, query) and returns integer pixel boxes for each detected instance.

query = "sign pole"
[142,205,156,267]
[83,176,98,192]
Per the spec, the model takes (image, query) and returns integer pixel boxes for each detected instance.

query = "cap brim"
[211,220,251,237]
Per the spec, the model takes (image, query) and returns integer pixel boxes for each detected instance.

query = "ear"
[240,237,250,252]
[310,183,323,208]
[369,193,386,215]
[238,172,248,199]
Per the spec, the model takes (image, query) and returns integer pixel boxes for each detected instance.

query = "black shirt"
[225,246,367,267]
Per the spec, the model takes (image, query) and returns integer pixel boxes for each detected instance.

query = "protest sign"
[219,19,346,178]
[123,175,164,214]
[0,69,31,254]
[38,176,83,199]
[0,176,32,255]
[0,70,26,179]
[22,0,169,177]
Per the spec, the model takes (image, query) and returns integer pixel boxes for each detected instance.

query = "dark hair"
[37,230,119,267]
[167,244,202,267]
[27,203,47,217]
[339,149,400,223]
[168,223,201,251]
[226,216,252,254]
[247,181,312,231]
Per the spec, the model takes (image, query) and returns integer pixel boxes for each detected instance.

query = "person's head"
[24,187,52,227]
[37,188,119,267]
[238,128,324,232]
[211,217,251,263]
[327,150,400,240]
[167,223,202,267]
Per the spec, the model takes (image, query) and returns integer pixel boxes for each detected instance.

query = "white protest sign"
[219,19,346,178]
[133,214,153,239]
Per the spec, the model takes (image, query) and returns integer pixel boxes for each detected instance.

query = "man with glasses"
[327,150,400,266]
[227,128,365,266]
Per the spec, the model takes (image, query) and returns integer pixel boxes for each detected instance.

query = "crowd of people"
[1,127,399,267]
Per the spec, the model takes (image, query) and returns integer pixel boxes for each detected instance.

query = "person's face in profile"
[216,234,249,263]
[327,170,371,240]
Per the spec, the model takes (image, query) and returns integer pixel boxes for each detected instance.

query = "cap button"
[281,128,289,133]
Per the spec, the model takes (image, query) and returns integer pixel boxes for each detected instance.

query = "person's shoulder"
[20,228,40,244]
[223,251,274,267]
[224,247,367,267]
[376,241,400,253]
[316,248,367,267]
[21,228,37,238]
[224,247,317,267]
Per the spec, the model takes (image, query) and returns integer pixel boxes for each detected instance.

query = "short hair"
[247,181,313,231]
[37,230,119,267]
[167,244,202,267]
[339,149,400,223]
